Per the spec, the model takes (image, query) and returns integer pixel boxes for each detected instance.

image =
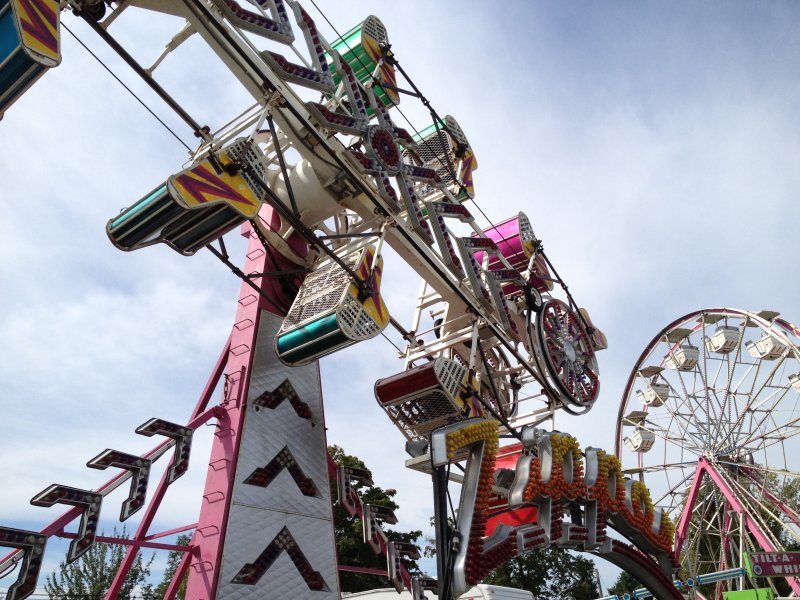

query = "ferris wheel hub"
[564,340,577,362]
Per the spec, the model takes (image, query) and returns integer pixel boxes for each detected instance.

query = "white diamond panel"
[217,505,338,600]
[217,311,339,600]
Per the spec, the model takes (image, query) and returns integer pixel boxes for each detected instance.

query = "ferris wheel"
[615,308,800,598]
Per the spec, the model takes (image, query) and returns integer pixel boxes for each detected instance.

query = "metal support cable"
[207,243,288,315]
[76,10,207,139]
[537,247,593,334]
[266,114,301,218]
[61,23,193,151]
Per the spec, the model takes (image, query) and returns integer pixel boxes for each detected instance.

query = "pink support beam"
[164,540,196,600]
[184,227,280,600]
[192,335,234,418]
[187,406,226,431]
[674,462,708,557]
[703,459,800,596]
[58,532,191,553]
[103,336,232,600]
[144,524,198,541]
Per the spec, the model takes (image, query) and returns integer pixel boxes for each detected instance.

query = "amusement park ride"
[2,2,800,600]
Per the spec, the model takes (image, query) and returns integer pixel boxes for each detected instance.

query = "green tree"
[482,548,599,600]
[145,534,191,600]
[329,445,424,593]
[609,570,642,596]
[45,526,154,600]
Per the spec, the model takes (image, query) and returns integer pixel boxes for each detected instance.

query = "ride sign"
[746,552,800,577]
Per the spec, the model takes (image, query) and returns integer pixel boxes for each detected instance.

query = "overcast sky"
[2,0,800,593]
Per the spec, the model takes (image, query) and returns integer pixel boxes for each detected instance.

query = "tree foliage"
[45,527,153,600]
[608,570,643,597]
[145,534,191,600]
[329,445,424,593]
[482,548,599,600]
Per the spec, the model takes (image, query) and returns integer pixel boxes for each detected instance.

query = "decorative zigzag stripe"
[355,248,386,322]
[174,165,256,208]
[17,0,57,55]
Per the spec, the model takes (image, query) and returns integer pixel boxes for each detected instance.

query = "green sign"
[723,588,774,600]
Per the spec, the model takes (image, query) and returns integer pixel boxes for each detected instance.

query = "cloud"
[2,0,800,591]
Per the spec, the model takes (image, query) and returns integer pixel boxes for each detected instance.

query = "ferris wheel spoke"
[727,472,800,545]
[636,461,699,474]
[656,388,709,446]
[744,354,790,411]
[736,411,800,451]
[640,419,704,453]
[713,465,786,551]
[748,383,790,413]
[695,354,719,448]
[650,469,697,506]
[709,352,728,390]
[724,361,793,450]
[725,323,749,391]
[730,360,758,400]
[647,405,695,438]
[710,388,741,447]
[744,389,794,444]
[720,462,800,480]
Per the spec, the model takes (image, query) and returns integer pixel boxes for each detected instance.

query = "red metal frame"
[164,550,195,600]
[144,524,199,541]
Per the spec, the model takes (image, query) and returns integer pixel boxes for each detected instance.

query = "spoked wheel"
[529,299,600,414]
[615,309,800,599]
[480,345,518,419]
